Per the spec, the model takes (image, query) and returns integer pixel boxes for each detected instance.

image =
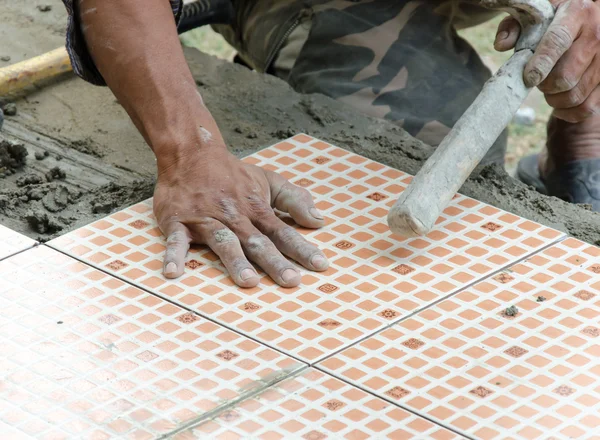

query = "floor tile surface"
[0,246,303,440]
[179,368,465,440]
[0,224,35,260]
[320,238,600,439]
[48,135,564,362]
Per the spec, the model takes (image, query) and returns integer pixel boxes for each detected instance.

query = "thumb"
[494,16,521,52]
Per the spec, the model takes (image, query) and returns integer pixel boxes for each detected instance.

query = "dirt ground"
[1,1,600,246]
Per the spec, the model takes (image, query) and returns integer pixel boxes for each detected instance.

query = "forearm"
[76,0,224,166]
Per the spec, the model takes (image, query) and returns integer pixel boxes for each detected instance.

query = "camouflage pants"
[220,1,507,164]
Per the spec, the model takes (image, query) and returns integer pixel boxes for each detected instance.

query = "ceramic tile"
[177,368,465,440]
[0,246,303,440]
[320,238,600,440]
[0,224,35,260]
[48,135,564,362]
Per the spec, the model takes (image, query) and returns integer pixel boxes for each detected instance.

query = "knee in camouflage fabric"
[218,0,507,164]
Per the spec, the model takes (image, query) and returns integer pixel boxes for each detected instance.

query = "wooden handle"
[0,47,72,98]
[387,50,534,237]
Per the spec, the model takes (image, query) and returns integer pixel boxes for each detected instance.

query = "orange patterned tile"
[0,246,303,439]
[48,135,564,362]
[0,224,35,260]
[178,369,465,440]
[320,238,600,439]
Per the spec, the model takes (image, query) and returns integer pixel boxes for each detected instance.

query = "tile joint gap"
[0,241,41,263]
[312,364,475,440]
[311,235,570,436]
[389,232,568,326]
[157,365,310,439]
[313,234,568,367]
[42,244,309,367]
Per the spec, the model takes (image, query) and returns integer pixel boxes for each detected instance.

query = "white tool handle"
[387,50,533,237]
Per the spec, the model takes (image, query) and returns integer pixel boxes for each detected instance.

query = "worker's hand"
[494,0,600,123]
[153,130,329,288]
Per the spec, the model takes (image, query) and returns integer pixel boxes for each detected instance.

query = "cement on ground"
[1,1,599,245]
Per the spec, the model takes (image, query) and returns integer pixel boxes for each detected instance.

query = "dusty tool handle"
[0,47,72,99]
[0,0,232,99]
[387,50,533,237]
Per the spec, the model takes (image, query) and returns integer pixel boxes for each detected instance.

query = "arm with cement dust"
[75,0,329,287]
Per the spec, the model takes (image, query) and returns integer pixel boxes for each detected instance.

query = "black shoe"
[516,153,600,211]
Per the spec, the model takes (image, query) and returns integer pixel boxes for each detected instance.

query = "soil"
[0,1,599,245]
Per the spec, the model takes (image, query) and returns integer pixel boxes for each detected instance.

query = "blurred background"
[180,14,552,175]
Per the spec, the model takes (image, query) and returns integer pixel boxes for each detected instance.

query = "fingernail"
[526,70,543,87]
[309,208,324,220]
[240,268,257,281]
[310,254,329,271]
[281,268,299,283]
[496,30,509,42]
[165,262,177,275]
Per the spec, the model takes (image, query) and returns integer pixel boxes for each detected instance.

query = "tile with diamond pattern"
[0,246,303,440]
[48,135,564,362]
[176,368,465,440]
[320,238,600,439]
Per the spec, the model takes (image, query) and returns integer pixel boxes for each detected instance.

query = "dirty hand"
[153,130,329,288]
[494,0,600,122]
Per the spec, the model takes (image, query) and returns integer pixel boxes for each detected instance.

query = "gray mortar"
[0,32,599,244]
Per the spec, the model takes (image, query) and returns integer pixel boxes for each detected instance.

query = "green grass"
[180,27,236,61]
[181,17,550,174]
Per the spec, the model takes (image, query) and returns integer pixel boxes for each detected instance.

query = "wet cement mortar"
[1,48,599,245]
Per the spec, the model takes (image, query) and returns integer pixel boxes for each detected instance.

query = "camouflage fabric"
[216,0,507,162]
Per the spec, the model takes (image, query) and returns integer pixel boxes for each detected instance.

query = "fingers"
[265,170,325,229]
[200,221,260,288]
[545,54,600,110]
[524,8,580,88]
[253,212,329,272]
[553,84,600,123]
[539,38,597,96]
[494,16,520,52]
[162,223,191,279]
[229,218,303,288]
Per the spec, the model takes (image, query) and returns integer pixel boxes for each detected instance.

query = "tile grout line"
[157,365,311,439]
[44,229,568,371]
[311,363,475,440]
[304,235,569,439]
[42,242,315,436]
[42,243,311,368]
[0,241,40,263]
[44,228,566,438]
[35,241,504,439]
[5,133,593,438]
[312,233,569,367]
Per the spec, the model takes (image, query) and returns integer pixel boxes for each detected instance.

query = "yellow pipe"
[0,47,73,98]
